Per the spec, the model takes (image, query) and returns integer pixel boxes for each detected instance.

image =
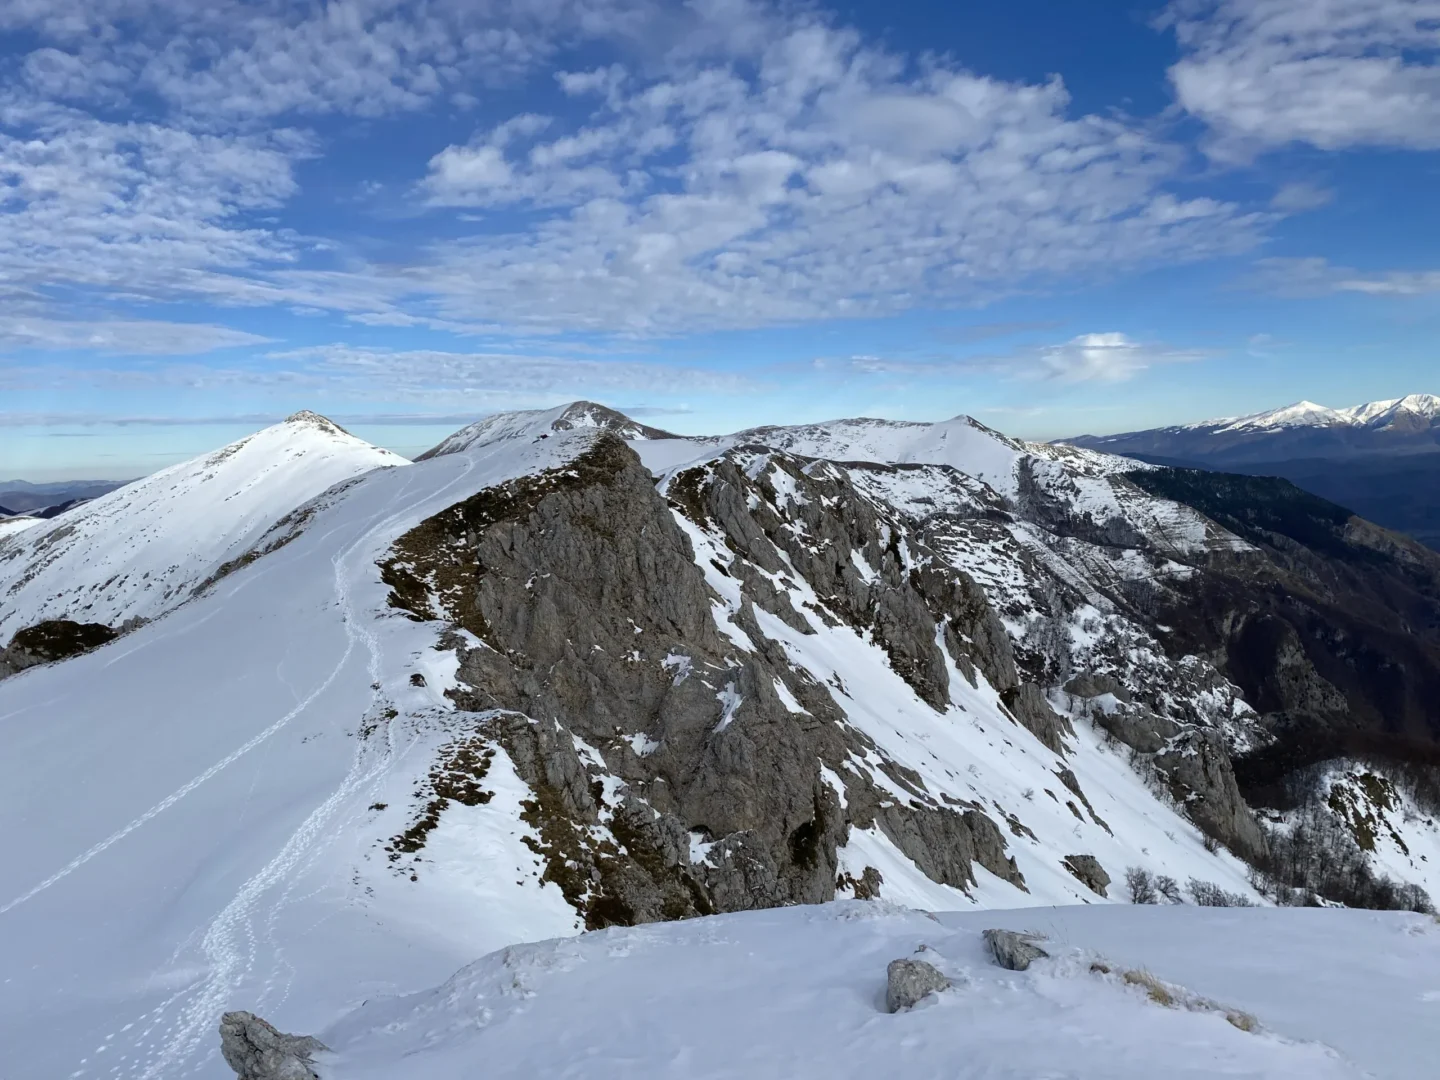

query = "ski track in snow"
[110,461,477,1080]
[0,456,482,1080]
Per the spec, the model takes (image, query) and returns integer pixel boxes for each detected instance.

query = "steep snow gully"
[2,403,1438,1079]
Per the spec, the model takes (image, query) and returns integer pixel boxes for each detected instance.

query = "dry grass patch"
[1091,961,1258,1033]
[1122,969,1175,1007]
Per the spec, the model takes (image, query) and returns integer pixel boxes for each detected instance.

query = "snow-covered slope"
[1204,400,1346,432]
[325,901,1437,1080]
[0,515,42,540]
[0,412,406,647]
[0,426,597,1080]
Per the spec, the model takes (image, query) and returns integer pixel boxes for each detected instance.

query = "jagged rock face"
[676,450,1069,756]
[373,415,1440,919]
[380,435,1033,926]
[1155,730,1268,859]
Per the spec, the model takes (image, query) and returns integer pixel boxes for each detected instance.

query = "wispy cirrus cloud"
[2,343,756,412]
[1248,257,1440,297]
[0,316,270,353]
[266,344,756,400]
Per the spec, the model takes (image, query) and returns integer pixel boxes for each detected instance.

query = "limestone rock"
[1062,854,1111,896]
[885,957,950,1012]
[383,435,1025,928]
[1001,681,1073,755]
[983,928,1049,971]
[218,1011,327,1080]
[1154,728,1267,859]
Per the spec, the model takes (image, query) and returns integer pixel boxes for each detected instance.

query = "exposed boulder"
[218,1011,327,1080]
[0,618,117,677]
[983,929,1049,971]
[885,957,950,1012]
[1062,854,1111,897]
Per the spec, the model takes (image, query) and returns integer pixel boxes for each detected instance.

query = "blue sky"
[2,0,1438,479]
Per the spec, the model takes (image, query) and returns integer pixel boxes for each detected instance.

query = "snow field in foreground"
[323,901,1440,1080]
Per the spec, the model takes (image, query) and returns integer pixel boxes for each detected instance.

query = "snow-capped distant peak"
[1340,394,1440,426]
[1213,401,1347,434]
[1174,393,1440,435]
[417,401,679,460]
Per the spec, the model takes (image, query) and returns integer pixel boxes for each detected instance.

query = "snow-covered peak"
[1172,394,1440,435]
[418,401,678,460]
[728,414,1030,495]
[426,405,1147,502]
[1340,393,1440,427]
[1214,401,1348,434]
[0,412,406,645]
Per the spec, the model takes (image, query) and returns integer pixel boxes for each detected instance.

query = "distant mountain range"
[0,478,130,518]
[1063,394,1440,549]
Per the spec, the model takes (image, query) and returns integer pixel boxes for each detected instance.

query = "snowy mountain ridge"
[2,402,1438,1079]
[1185,393,1440,434]
[0,411,406,648]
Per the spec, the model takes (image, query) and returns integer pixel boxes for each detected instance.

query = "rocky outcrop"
[1155,730,1267,859]
[0,618,117,677]
[983,929,1049,971]
[886,957,950,1012]
[1062,854,1111,897]
[218,1012,326,1080]
[378,435,1028,926]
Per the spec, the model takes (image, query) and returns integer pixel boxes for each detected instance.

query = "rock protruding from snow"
[984,928,1050,970]
[218,1011,327,1080]
[0,619,119,678]
[1063,854,1112,897]
[885,956,950,1012]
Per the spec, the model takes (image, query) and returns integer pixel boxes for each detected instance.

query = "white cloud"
[0,111,305,301]
[1269,182,1334,213]
[406,13,1261,335]
[1250,257,1440,297]
[837,332,1204,384]
[1166,0,1440,156]
[0,1,666,123]
[1033,333,1201,383]
[269,344,756,401]
[0,0,1270,354]
[0,316,269,353]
